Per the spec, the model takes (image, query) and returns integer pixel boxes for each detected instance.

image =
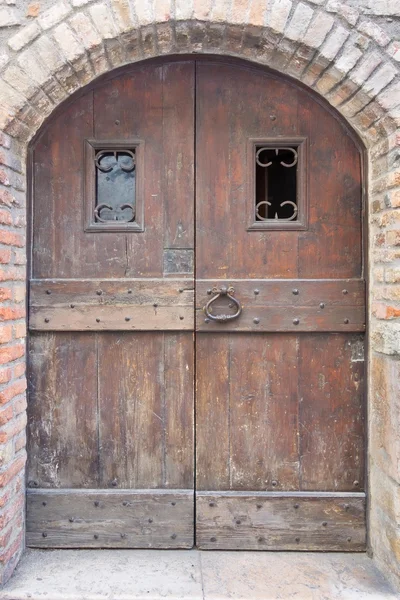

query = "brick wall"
[0,0,397,589]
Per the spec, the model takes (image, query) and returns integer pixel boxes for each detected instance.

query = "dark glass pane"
[255,146,298,221]
[95,150,136,223]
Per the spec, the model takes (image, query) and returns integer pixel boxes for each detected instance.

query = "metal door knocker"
[203,286,242,322]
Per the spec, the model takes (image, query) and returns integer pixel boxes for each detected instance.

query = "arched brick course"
[0,0,398,588]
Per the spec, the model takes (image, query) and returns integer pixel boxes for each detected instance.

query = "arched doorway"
[26,57,366,551]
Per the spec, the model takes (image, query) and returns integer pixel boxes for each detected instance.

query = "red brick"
[0,369,11,385]
[0,210,12,226]
[0,344,25,365]
[0,406,12,426]
[0,268,25,282]
[0,287,11,302]
[0,249,11,265]
[13,214,25,229]
[0,531,23,564]
[0,307,25,321]
[0,171,10,187]
[0,412,27,444]
[13,363,25,379]
[0,379,26,405]
[0,489,10,509]
[13,249,26,265]
[0,134,10,150]
[0,455,26,488]
[0,326,12,344]
[0,526,12,550]
[0,190,15,208]
[387,231,400,246]
[0,232,24,248]
[372,302,400,320]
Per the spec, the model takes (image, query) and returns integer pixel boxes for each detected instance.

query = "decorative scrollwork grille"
[255,146,298,222]
[94,149,136,224]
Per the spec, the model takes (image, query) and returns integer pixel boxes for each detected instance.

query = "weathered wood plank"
[30,305,194,331]
[27,333,99,488]
[196,492,366,551]
[197,305,365,332]
[30,279,194,306]
[27,489,194,549]
[299,334,365,491]
[196,279,365,307]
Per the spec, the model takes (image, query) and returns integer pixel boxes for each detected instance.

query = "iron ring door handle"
[203,286,242,322]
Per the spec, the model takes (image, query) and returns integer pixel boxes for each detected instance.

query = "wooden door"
[27,58,365,551]
[195,61,366,550]
[27,61,196,548]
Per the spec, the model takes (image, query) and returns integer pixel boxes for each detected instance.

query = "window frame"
[83,138,145,233]
[247,137,309,232]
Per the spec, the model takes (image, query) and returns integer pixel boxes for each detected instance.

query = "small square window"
[248,138,308,231]
[84,140,144,232]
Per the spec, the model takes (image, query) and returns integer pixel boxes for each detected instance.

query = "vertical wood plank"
[196,334,230,490]
[229,334,299,491]
[299,334,365,491]
[27,333,98,488]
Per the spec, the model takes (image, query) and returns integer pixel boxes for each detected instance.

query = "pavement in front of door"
[0,549,398,600]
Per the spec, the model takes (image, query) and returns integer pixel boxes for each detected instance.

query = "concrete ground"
[0,549,397,600]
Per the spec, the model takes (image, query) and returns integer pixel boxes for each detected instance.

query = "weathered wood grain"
[27,489,194,548]
[196,492,366,550]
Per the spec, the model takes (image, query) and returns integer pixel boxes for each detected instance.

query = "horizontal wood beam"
[29,279,194,331]
[196,491,366,551]
[196,279,365,332]
[27,489,194,549]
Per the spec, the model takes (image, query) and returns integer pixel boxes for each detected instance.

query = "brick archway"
[0,1,399,588]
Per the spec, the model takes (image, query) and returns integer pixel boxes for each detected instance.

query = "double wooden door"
[27,58,366,550]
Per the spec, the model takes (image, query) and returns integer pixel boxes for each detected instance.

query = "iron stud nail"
[320,303,325,309]
[128,290,132,294]
[344,318,349,324]
[209,502,215,507]
[295,537,300,543]
[236,520,241,525]
[256,504,262,509]
[96,318,100,323]
[345,504,350,511]
[45,318,50,323]
[293,318,300,325]
[153,303,158,308]
[42,501,47,506]
[258,536,265,543]
[322,521,327,527]
[205,318,210,324]
[121,533,126,538]
[96,290,103,296]
[342,289,348,295]
[94,501,100,507]
[115,120,120,125]
[353,480,359,486]
[270,115,277,121]
[207,289,212,295]
[180,316,184,320]
[292,289,299,295]
[123,501,128,506]
[42,532,47,538]
[69,517,74,523]
[272,480,278,487]
[171,502,176,506]
[254,289,260,295]
[111,480,118,487]
[70,304,75,308]
[253,317,260,324]
[210,537,217,542]
[148,518,153,523]
[179,288,184,293]
[347,537,352,542]
[294,503,299,509]
[94,534,99,539]
[171,534,177,539]
[125,317,130,322]
[46,290,51,295]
